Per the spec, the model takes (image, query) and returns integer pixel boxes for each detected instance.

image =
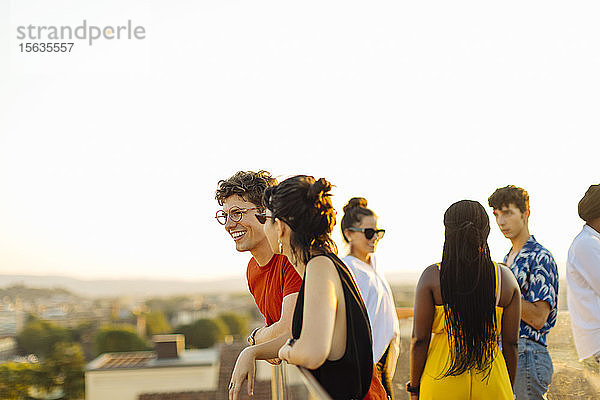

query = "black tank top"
[291,253,373,400]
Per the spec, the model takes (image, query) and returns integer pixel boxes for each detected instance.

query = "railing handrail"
[273,362,333,400]
[292,364,333,400]
[396,306,414,320]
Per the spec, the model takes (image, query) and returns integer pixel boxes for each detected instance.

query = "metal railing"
[272,362,332,400]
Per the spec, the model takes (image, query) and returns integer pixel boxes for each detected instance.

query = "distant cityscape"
[0,273,570,399]
[0,278,270,399]
[0,270,423,298]
[0,271,418,400]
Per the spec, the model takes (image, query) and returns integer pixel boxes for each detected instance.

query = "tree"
[145,311,172,336]
[70,320,96,342]
[69,320,98,360]
[17,318,71,359]
[217,312,248,337]
[0,362,37,400]
[0,345,86,400]
[176,318,227,349]
[94,325,150,356]
[43,342,85,400]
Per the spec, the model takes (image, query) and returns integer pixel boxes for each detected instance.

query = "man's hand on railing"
[266,357,282,365]
[228,347,256,400]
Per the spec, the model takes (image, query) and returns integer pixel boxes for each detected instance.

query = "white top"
[566,224,600,360]
[342,255,399,362]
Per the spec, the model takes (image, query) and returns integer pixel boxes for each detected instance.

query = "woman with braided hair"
[260,175,386,400]
[408,200,521,400]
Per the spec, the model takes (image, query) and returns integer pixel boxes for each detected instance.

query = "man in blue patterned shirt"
[489,185,559,400]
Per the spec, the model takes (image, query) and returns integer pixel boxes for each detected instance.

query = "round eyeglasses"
[215,207,260,225]
[347,227,385,240]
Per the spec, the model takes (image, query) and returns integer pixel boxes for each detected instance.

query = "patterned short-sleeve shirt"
[504,235,559,346]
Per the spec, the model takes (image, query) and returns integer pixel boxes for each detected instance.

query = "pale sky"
[1,0,599,282]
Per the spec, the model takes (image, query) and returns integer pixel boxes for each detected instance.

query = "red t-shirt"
[246,254,302,326]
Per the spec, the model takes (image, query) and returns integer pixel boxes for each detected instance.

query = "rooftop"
[86,348,219,371]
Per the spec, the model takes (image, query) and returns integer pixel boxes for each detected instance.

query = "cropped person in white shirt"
[340,197,400,399]
[567,183,600,372]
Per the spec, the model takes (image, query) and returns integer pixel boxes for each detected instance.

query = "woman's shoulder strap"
[495,262,502,306]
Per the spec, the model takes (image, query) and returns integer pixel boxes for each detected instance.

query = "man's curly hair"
[488,185,529,213]
[215,170,277,207]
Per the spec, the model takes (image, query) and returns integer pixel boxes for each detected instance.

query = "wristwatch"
[406,381,419,395]
[247,327,261,346]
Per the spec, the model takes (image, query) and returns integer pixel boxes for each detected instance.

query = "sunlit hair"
[340,197,376,243]
[215,170,277,207]
[440,200,497,379]
[263,175,337,265]
[488,185,529,213]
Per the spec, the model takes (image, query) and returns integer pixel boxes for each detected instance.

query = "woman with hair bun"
[259,175,386,400]
[341,198,400,399]
[408,200,520,400]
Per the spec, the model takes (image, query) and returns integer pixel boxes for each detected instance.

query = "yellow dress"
[420,263,513,400]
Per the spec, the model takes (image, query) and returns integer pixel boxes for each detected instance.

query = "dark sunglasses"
[347,227,385,240]
[255,213,276,224]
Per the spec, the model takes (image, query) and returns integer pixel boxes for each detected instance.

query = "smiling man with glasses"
[215,170,302,374]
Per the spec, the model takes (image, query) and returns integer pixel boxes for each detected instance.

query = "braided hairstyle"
[440,200,497,379]
[263,175,337,265]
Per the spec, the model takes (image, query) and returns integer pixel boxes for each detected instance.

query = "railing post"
[271,362,285,400]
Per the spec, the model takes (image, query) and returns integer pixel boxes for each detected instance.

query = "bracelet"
[405,381,419,395]
[247,327,261,346]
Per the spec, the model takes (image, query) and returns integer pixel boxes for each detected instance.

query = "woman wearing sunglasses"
[260,176,386,400]
[341,197,400,399]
